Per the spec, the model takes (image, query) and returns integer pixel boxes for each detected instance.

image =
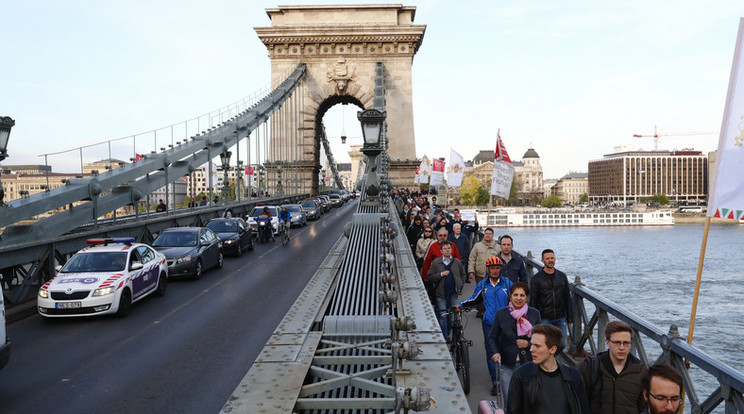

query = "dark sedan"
[206,218,254,257]
[299,200,321,220]
[152,227,223,280]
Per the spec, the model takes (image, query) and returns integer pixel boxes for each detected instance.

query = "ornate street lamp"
[0,117,15,205]
[357,109,386,198]
[220,151,232,202]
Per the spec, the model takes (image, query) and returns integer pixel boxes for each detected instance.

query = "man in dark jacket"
[497,235,528,284]
[448,223,471,273]
[507,324,589,414]
[406,216,424,253]
[530,249,573,350]
[579,321,646,414]
[427,241,466,340]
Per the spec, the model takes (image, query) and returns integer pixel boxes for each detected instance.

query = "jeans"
[499,362,520,403]
[435,293,459,339]
[482,321,497,382]
[545,317,568,351]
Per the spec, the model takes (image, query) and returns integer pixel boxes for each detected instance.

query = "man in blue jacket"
[458,256,512,395]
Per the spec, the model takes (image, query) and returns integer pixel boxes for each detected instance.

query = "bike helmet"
[485,256,503,267]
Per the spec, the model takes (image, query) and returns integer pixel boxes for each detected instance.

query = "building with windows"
[514,148,544,204]
[553,172,588,204]
[588,149,708,205]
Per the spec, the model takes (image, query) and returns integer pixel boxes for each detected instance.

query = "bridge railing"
[0,195,306,305]
[467,227,743,412]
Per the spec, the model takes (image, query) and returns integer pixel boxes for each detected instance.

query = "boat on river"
[477,208,675,227]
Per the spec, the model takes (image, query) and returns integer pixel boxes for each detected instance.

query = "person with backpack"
[578,321,646,414]
[427,241,466,341]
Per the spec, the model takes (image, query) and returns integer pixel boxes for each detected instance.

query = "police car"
[37,238,168,318]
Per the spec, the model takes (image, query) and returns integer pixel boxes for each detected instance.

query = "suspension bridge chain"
[0,64,306,250]
[319,123,345,191]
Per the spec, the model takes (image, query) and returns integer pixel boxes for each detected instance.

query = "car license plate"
[56,302,82,309]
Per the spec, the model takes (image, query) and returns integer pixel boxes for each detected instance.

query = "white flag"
[448,149,465,187]
[417,160,430,184]
[414,166,420,184]
[430,159,445,187]
[708,18,744,221]
[490,130,514,198]
[205,161,218,188]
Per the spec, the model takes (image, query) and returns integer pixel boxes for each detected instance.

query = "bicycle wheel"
[458,339,471,395]
[281,228,289,246]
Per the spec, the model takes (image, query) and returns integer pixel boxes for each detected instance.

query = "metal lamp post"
[276,162,284,196]
[0,117,16,206]
[258,165,265,197]
[220,151,232,202]
[236,160,244,202]
[357,109,386,199]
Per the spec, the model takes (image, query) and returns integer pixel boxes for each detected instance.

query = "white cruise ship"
[477,209,675,227]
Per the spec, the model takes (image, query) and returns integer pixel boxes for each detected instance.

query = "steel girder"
[0,63,306,247]
[0,195,304,304]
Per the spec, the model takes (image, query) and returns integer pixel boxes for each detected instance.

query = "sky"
[2,0,744,179]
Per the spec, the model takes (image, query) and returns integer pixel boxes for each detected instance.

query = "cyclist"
[458,256,513,396]
[279,206,291,239]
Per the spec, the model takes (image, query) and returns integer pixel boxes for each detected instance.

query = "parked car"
[299,200,321,220]
[206,218,253,257]
[327,194,343,208]
[37,238,168,318]
[247,205,279,234]
[152,227,223,280]
[281,204,307,227]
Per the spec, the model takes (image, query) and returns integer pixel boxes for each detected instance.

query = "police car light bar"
[86,237,136,246]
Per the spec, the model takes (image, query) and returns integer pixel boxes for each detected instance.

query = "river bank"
[673,213,740,224]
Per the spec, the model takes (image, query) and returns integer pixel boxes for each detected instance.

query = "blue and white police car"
[37,238,168,318]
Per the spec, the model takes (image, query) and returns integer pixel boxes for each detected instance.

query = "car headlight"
[38,289,49,299]
[176,255,192,264]
[224,239,234,245]
[93,286,116,296]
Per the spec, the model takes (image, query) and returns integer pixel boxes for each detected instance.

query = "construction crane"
[633,125,717,151]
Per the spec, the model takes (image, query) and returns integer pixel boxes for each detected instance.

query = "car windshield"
[250,207,276,217]
[300,202,315,208]
[207,221,238,232]
[284,205,301,212]
[152,231,198,247]
[62,252,128,273]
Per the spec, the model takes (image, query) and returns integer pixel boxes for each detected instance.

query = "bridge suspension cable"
[0,63,306,247]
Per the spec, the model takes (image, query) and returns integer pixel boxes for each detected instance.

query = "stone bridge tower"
[255,4,425,194]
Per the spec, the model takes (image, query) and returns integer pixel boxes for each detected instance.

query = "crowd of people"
[393,187,685,414]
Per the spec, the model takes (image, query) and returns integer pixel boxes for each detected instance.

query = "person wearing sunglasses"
[579,321,647,414]
[415,227,436,270]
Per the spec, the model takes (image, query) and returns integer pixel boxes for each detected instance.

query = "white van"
[0,285,9,370]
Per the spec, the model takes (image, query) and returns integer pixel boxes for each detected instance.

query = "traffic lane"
[0,199,357,414]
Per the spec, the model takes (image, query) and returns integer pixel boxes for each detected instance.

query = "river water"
[501,223,744,404]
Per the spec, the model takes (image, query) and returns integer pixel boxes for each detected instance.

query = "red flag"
[135,153,144,161]
[495,133,512,163]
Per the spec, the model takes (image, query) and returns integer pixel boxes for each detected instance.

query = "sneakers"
[490,385,499,396]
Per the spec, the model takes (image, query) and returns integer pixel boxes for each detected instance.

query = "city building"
[543,178,558,198]
[553,172,588,204]
[514,148,544,204]
[588,149,708,205]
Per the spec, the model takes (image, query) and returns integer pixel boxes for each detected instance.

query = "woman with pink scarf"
[487,282,542,402]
